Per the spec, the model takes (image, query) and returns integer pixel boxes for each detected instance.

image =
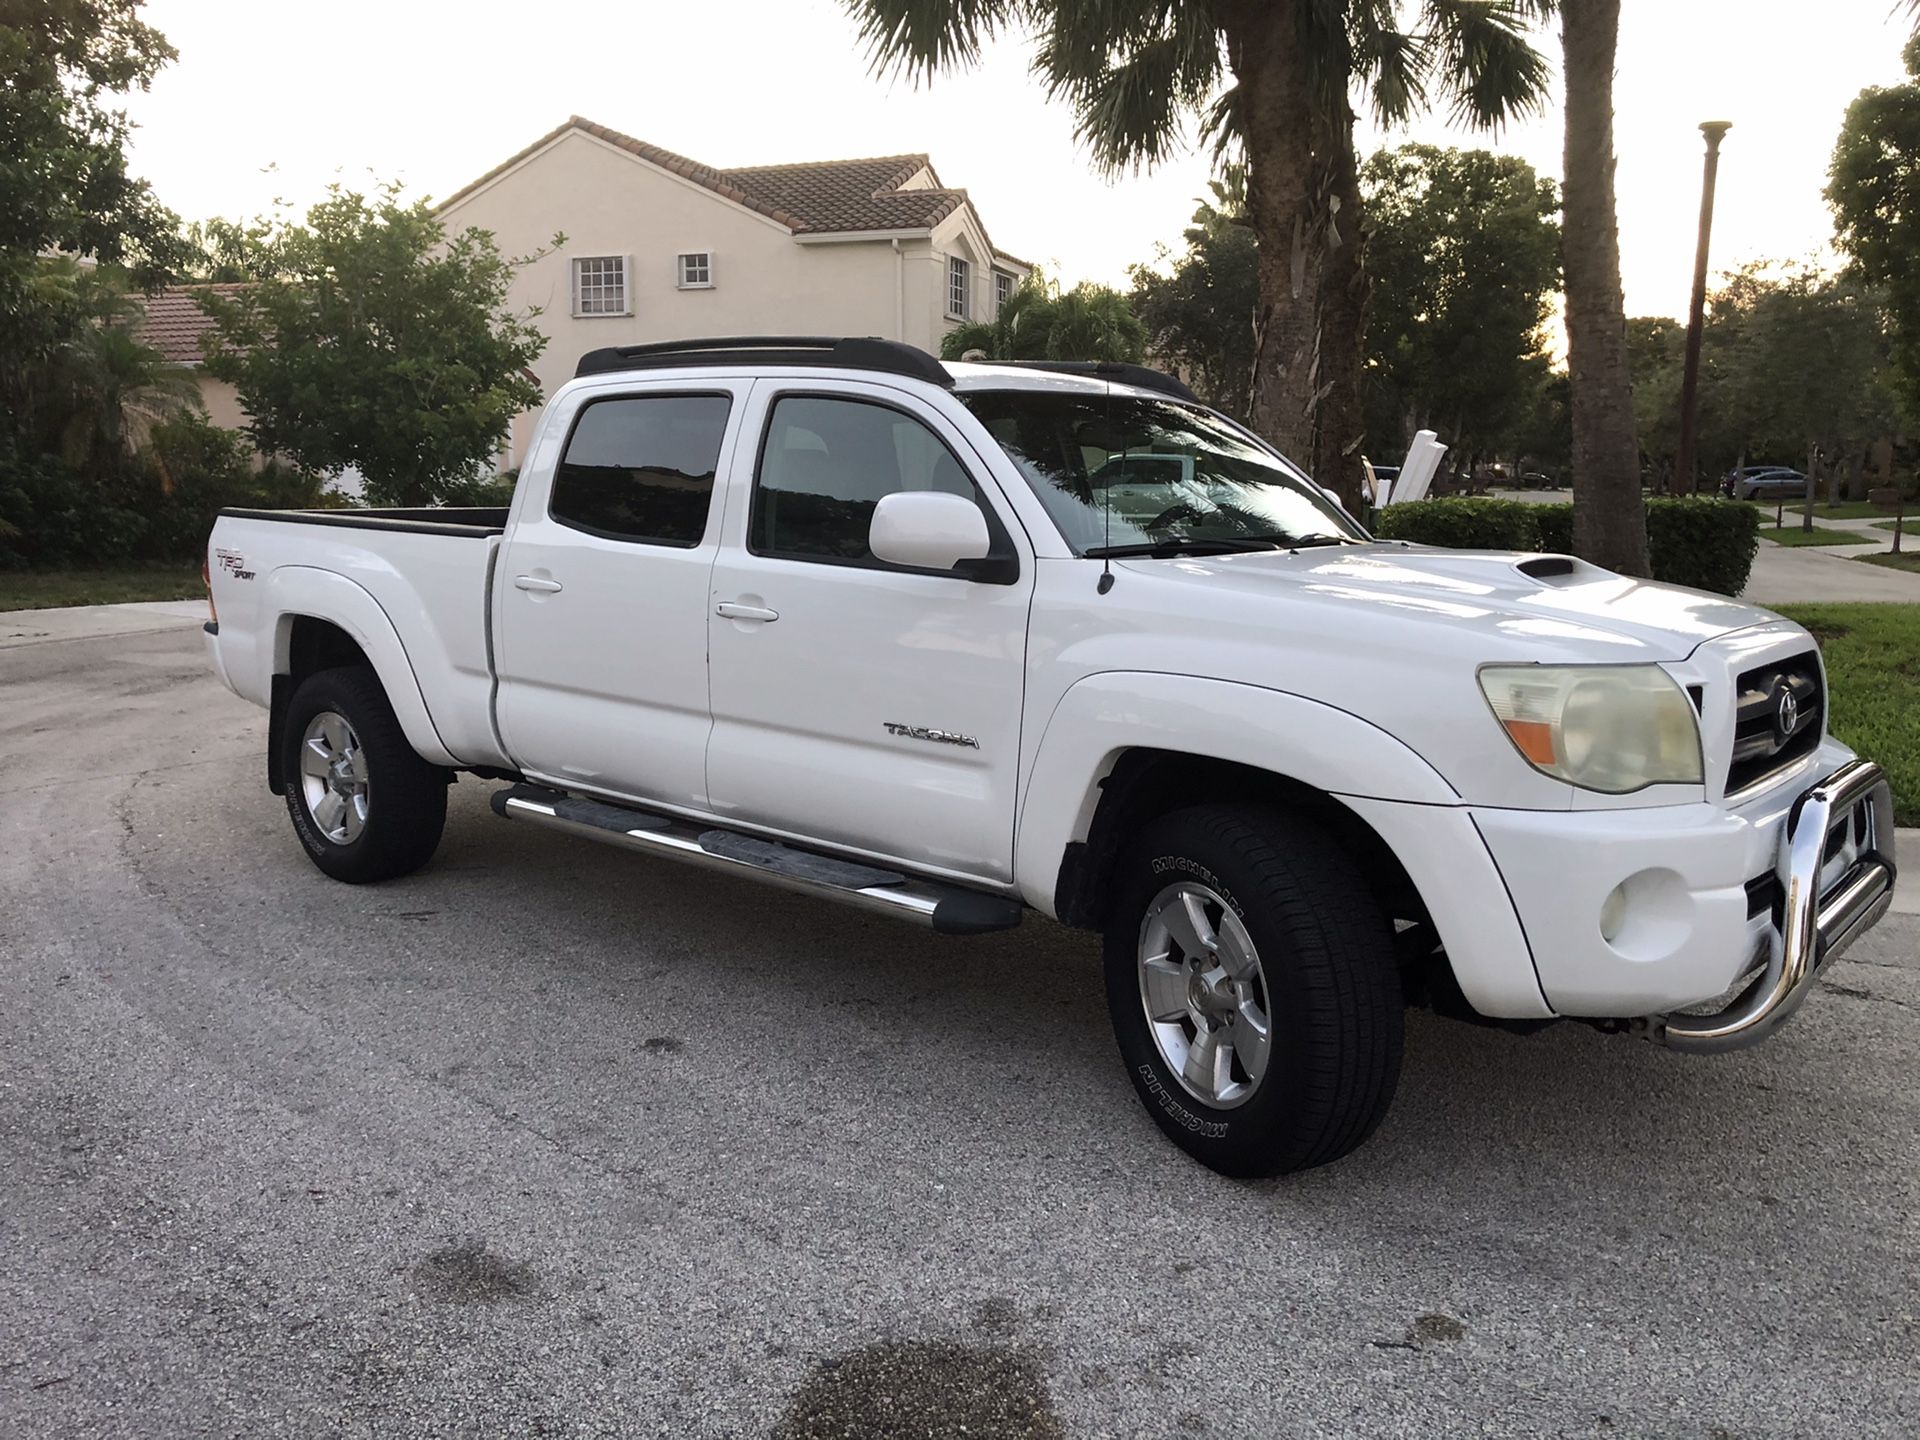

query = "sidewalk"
[1741,541,1920,605]
[0,599,207,650]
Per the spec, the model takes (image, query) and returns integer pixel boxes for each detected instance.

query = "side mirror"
[869,490,992,573]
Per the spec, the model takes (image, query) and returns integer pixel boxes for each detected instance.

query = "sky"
[122,0,1914,322]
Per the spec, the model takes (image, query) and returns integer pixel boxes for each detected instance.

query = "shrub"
[1644,497,1760,597]
[1368,495,1761,595]
[1370,498,1539,550]
[0,435,145,568]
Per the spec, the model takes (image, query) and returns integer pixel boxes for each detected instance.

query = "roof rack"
[988,360,1199,403]
[574,335,953,387]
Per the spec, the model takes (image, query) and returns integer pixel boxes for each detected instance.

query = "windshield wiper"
[1279,533,1359,550]
[1083,537,1280,559]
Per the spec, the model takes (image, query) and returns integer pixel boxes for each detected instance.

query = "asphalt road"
[3,618,1917,1438]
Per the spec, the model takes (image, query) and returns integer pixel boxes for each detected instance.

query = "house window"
[994,270,1014,313]
[948,255,970,319]
[678,252,712,288]
[572,256,628,316]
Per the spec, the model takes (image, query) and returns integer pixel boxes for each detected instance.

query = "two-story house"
[436,116,1032,467]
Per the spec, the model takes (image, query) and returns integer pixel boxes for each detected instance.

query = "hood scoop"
[1515,554,1604,586]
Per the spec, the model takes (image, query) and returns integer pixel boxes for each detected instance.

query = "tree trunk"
[1560,0,1650,576]
[1228,5,1320,473]
[1309,94,1369,512]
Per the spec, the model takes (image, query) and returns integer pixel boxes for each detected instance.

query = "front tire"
[1104,805,1404,1177]
[282,666,447,884]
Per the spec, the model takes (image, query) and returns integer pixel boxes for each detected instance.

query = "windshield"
[958,389,1367,555]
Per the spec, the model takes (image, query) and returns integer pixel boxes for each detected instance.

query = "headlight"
[1477,664,1703,794]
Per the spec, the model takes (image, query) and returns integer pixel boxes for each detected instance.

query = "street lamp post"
[1676,121,1731,496]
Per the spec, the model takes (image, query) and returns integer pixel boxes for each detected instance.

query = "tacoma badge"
[883,722,980,749]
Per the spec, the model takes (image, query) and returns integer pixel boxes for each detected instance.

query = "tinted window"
[550,394,731,545]
[753,395,986,564]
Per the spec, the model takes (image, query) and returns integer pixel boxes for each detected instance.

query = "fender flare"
[1013,671,1460,913]
[261,566,460,768]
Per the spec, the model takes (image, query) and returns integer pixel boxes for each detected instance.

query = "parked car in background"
[1723,466,1807,500]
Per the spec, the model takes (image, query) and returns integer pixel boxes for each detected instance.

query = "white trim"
[792,228,934,245]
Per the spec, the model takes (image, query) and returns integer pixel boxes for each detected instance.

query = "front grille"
[1726,651,1824,795]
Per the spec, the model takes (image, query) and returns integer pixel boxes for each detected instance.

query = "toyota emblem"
[1774,687,1799,744]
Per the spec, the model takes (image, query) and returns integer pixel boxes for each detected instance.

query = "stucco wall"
[195,374,250,434]
[440,128,1025,466]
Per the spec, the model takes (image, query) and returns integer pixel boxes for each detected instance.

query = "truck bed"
[219,506,511,536]
[205,507,511,770]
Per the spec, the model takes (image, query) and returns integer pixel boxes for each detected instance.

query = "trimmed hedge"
[1372,496,1760,596]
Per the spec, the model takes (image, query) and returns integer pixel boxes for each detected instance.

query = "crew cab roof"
[571,336,1197,404]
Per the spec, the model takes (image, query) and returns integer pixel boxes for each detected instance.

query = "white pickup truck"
[204,336,1897,1176]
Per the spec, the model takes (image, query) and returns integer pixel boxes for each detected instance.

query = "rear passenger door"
[703,381,1033,882]
[494,382,743,809]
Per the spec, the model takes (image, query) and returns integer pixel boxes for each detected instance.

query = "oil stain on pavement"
[410,1239,539,1304]
[775,1339,1063,1440]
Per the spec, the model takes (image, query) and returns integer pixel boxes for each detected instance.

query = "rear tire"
[282,666,447,884]
[1103,805,1403,1176]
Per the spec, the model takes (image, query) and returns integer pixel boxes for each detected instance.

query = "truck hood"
[1118,543,1778,661]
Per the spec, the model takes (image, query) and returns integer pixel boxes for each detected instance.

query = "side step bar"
[489,784,1024,935]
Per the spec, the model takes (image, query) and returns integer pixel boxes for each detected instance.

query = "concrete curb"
[1895,830,1919,916]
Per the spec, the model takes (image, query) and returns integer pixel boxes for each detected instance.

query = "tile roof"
[134,284,241,366]
[437,116,1019,251]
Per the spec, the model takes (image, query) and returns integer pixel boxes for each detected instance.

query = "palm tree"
[841,0,1551,508]
[9,259,197,477]
[945,272,1148,362]
[1559,0,1649,575]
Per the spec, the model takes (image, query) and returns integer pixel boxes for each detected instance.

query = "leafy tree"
[942,271,1146,363]
[1828,34,1920,417]
[1361,144,1560,467]
[839,0,1551,511]
[1560,0,1648,575]
[1129,170,1259,418]
[198,186,551,505]
[0,0,183,275]
[1629,267,1902,497]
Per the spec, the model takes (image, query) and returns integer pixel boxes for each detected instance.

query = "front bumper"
[1469,749,1896,1030]
[1652,759,1896,1052]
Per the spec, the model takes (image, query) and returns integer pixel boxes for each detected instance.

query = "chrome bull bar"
[1654,759,1897,1053]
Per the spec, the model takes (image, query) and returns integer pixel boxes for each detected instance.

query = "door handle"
[514,575,564,593]
[714,601,779,622]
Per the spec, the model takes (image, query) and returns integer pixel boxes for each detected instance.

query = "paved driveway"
[3,615,1916,1437]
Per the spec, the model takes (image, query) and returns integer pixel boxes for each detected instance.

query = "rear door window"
[549,393,732,546]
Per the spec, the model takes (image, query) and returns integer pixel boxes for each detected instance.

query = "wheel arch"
[1049,748,1428,937]
[260,567,459,783]
[1016,673,1458,934]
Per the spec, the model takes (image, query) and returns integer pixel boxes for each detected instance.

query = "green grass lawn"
[1758,500,1910,522]
[1758,524,1877,547]
[1870,519,1916,535]
[1775,603,1920,826]
[1853,549,1920,573]
[0,567,203,612]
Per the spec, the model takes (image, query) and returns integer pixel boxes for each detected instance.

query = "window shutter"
[624,254,634,315]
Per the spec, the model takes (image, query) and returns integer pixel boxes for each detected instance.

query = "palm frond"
[1420,0,1552,130]
[838,0,1020,84]
[1354,24,1427,126]
[1031,1,1224,173]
